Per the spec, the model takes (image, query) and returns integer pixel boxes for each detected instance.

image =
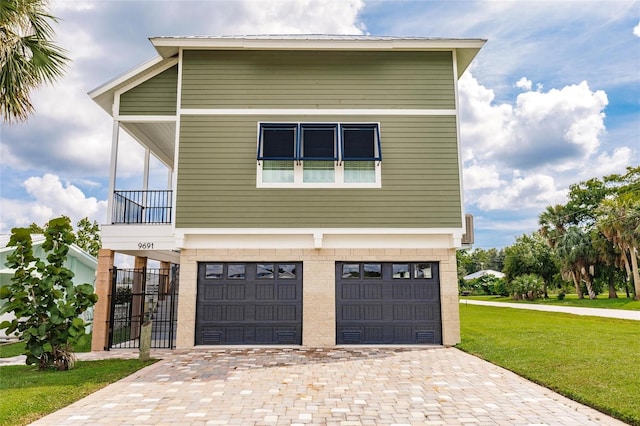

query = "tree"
[75,217,101,257]
[597,196,640,300]
[539,204,571,249]
[0,0,69,123]
[0,217,98,370]
[555,226,598,299]
[503,232,559,298]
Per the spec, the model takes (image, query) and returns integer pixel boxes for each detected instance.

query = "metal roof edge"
[149,35,487,58]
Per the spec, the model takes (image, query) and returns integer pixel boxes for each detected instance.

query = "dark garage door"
[196,262,302,345]
[336,262,441,344]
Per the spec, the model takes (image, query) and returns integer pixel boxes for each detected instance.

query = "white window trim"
[256,121,382,189]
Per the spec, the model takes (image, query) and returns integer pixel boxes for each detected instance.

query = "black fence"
[108,266,179,349]
[112,190,173,224]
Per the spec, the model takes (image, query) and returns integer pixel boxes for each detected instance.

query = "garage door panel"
[342,283,360,299]
[364,305,383,320]
[196,262,302,345]
[255,305,274,321]
[392,284,412,299]
[256,284,274,299]
[342,305,361,320]
[277,284,298,299]
[336,262,442,345]
[363,284,381,299]
[203,285,223,300]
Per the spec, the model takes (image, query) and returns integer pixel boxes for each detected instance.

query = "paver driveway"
[30,347,625,425]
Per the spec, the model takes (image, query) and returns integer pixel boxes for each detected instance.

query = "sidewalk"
[460,298,640,321]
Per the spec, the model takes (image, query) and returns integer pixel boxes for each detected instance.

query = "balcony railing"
[112,190,173,224]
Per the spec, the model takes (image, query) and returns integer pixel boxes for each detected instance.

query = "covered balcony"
[112,189,173,225]
[105,118,176,227]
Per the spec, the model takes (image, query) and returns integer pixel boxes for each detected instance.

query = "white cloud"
[460,75,608,170]
[0,174,107,233]
[474,172,567,211]
[235,0,366,35]
[458,74,628,214]
[587,147,635,179]
[463,163,503,191]
[634,21,640,37]
[515,77,532,91]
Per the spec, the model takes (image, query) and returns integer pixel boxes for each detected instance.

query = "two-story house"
[89,35,484,350]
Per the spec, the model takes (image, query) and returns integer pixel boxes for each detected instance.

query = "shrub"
[0,217,98,370]
[508,274,544,301]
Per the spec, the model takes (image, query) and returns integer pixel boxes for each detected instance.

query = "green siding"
[176,115,462,229]
[119,65,178,115]
[181,51,455,109]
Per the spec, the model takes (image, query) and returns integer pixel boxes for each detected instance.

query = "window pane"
[304,160,335,183]
[257,264,274,279]
[205,264,223,279]
[343,127,375,159]
[342,264,360,279]
[263,160,294,183]
[228,264,245,279]
[278,264,297,279]
[344,161,375,183]
[364,263,381,278]
[302,127,336,159]
[392,264,410,279]
[262,127,295,158]
[414,263,432,279]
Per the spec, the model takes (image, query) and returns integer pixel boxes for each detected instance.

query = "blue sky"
[1,0,638,249]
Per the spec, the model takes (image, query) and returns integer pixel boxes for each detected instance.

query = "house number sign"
[138,242,154,249]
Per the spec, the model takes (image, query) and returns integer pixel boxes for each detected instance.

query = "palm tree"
[555,226,598,299]
[597,196,640,300]
[538,204,570,249]
[0,0,68,123]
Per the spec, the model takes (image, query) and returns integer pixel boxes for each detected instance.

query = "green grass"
[458,304,640,425]
[0,337,91,359]
[0,359,155,426]
[463,293,640,310]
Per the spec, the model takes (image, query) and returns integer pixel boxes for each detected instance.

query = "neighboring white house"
[0,235,98,340]
[463,269,506,280]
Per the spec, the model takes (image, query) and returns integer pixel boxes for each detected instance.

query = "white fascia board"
[180,108,456,116]
[115,115,177,122]
[177,227,464,236]
[68,245,98,268]
[176,228,465,250]
[150,36,486,57]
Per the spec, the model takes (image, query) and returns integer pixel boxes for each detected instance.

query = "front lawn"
[0,359,155,426]
[458,304,640,425]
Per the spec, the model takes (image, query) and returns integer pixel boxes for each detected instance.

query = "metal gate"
[108,266,179,349]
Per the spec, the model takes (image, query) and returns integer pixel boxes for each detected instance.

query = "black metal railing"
[112,190,172,224]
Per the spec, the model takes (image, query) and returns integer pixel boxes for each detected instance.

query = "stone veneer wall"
[176,248,460,348]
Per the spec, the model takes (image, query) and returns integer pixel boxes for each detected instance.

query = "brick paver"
[29,347,625,425]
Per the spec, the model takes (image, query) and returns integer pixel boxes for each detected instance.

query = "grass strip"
[0,359,155,426]
[1,336,92,358]
[463,294,640,310]
[458,304,640,425]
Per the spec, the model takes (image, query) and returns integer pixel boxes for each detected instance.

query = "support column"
[106,120,119,224]
[131,256,148,341]
[91,249,114,351]
[159,261,171,300]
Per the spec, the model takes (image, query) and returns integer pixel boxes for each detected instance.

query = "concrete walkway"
[460,299,640,321]
[25,347,626,426]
